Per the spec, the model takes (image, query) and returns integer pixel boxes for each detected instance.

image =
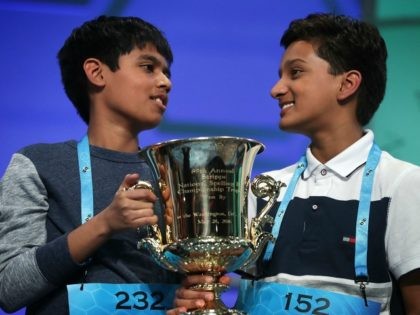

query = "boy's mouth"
[281,101,295,110]
[151,95,167,106]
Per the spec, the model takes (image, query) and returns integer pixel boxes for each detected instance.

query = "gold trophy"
[137,136,284,314]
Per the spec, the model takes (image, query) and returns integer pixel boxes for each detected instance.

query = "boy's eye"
[291,69,302,77]
[141,64,155,72]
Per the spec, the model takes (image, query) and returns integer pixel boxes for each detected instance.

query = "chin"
[279,123,300,134]
[141,119,162,131]
[279,122,289,131]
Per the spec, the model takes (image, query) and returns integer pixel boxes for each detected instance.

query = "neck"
[309,126,364,163]
[86,125,140,153]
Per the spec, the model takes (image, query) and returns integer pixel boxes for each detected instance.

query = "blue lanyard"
[77,135,94,223]
[263,156,306,261]
[354,143,381,280]
[263,143,382,282]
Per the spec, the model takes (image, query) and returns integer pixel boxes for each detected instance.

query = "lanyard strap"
[262,156,307,261]
[354,143,381,280]
[263,143,382,281]
[77,135,94,223]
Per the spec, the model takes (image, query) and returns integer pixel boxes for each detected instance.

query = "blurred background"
[0,0,419,314]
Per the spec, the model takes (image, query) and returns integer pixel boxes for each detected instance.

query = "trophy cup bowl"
[137,136,284,314]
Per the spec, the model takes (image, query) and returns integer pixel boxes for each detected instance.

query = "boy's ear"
[337,70,361,101]
[83,58,105,87]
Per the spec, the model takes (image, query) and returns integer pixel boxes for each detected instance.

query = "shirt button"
[312,204,318,210]
[320,169,327,176]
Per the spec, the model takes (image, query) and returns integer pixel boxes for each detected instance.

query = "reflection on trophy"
[137,136,285,314]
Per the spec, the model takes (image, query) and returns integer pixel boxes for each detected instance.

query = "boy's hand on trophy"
[167,274,231,315]
[99,173,158,234]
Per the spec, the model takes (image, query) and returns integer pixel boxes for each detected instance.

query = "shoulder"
[377,151,420,191]
[379,150,419,171]
[383,152,420,278]
[17,140,77,164]
[18,140,76,157]
[3,141,75,179]
[15,140,78,176]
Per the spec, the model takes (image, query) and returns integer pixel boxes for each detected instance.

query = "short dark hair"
[280,13,387,126]
[57,15,173,124]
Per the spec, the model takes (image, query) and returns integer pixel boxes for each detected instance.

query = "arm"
[386,166,420,314]
[67,172,158,263]
[400,269,420,315]
[0,154,52,312]
[0,154,158,312]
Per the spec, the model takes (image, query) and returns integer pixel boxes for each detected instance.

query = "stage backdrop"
[1,1,419,314]
[370,0,420,165]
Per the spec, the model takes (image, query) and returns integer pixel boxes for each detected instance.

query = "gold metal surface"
[135,137,285,314]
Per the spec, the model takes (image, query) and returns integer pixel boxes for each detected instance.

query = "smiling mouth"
[281,102,294,110]
[151,96,167,107]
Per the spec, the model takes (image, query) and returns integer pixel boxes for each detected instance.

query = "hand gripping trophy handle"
[126,180,180,272]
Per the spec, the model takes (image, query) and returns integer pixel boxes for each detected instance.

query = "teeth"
[154,97,163,105]
[282,102,294,110]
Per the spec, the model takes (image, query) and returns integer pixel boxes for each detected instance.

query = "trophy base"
[183,309,245,315]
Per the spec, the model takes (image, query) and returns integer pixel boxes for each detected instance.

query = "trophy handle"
[236,175,285,270]
[125,180,163,243]
[249,174,286,245]
[251,174,285,225]
[128,181,181,272]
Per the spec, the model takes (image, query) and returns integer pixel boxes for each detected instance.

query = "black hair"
[280,13,387,126]
[57,15,173,124]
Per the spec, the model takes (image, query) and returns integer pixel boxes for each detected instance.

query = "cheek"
[134,88,149,103]
[132,80,149,95]
[118,81,145,100]
[305,82,334,101]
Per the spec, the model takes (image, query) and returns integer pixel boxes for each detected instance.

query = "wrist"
[91,210,114,238]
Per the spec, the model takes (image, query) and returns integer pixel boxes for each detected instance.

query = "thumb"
[120,173,140,191]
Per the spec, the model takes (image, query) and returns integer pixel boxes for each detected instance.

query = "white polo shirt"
[248,130,420,314]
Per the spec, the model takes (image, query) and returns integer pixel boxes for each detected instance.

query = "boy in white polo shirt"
[169,13,420,315]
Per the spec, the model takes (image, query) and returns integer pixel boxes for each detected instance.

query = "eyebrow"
[283,58,307,68]
[279,58,307,76]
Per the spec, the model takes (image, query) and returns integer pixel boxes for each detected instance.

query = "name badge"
[236,280,381,315]
[67,283,177,315]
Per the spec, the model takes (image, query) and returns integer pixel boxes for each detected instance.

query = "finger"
[173,296,207,309]
[161,186,171,200]
[165,213,173,225]
[113,200,158,227]
[119,174,157,200]
[127,188,157,202]
[166,306,187,315]
[176,287,214,302]
[132,214,159,227]
[120,195,156,207]
[165,205,174,223]
[121,203,158,224]
[119,173,140,191]
[117,199,156,217]
[182,275,214,287]
[219,274,231,285]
